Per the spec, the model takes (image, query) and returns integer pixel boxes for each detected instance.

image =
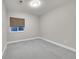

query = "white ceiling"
[4,0,73,16]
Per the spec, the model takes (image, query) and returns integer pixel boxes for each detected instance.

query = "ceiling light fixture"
[19,0,23,3]
[30,0,41,8]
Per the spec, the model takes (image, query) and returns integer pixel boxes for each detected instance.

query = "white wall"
[2,2,8,52]
[40,1,76,49]
[7,12,40,42]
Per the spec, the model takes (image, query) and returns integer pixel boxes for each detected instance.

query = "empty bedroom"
[2,0,76,59]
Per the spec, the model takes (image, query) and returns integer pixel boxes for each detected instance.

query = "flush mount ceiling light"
[30,0,41,8]
[19,0,23,4]
[18,0,23,7]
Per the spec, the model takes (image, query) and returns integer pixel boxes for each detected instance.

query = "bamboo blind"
[10,17,25,27]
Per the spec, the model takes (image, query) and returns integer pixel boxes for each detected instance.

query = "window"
[18,26,24,31]
[10,17,25,32]
[11,27,17,31]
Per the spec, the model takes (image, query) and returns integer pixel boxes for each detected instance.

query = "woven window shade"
[10,17,25,27]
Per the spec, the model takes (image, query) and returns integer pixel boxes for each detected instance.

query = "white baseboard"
[2,44,7,56]
[6,37,76,55]
[7,37,40,44]
[39,37,76,52]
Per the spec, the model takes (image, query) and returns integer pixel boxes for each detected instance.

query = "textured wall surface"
[2,1,8,52]
[40,1,76,49]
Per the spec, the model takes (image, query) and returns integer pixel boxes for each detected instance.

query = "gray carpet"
[3,39,76,59]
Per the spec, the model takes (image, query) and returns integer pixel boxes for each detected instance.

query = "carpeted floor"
[3,39,75,59]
